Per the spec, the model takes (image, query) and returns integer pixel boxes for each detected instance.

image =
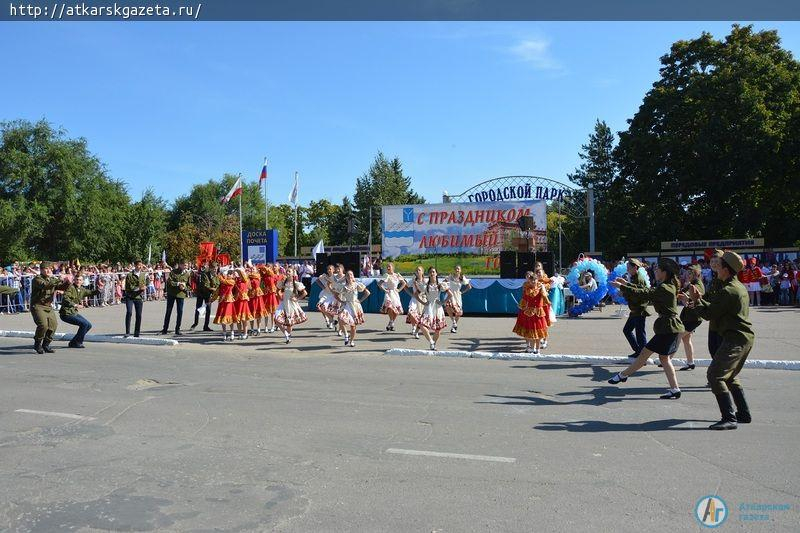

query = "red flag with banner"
[196,242,216,268]
[216,253,231,266]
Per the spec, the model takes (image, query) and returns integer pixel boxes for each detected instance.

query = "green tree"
[613,25,800,255]
[126,188,168,262]
[0,119,131,262]
[328,196,356,246]
[352,152,425,244]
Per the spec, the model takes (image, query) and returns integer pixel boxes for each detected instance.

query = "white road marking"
[386,448,516,463]
[15,409,96,421]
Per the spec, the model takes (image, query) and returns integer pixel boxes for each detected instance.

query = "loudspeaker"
[517,252,536,278]
[537,252,555,276]
[500,251,517,279]
[315,253,331,275]
[329,252,360,275]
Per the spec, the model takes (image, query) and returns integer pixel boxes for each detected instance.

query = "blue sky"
[1,22,798,206]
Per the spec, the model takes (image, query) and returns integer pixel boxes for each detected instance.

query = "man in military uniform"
[622,258,650,359]
[161,260,191,336]
[190,261,219,331]
[60,273,100,348]
[687,251,754,430]
[30,261,68,354]
[124,259,147,338]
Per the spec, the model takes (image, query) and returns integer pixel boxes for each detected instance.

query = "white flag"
[147,242,152,265]
[221,177,243,204]
[161,250,167,264]
[289,172,299,205]
[311,239,325,260]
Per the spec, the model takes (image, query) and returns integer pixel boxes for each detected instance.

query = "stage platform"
[308,278,566,315]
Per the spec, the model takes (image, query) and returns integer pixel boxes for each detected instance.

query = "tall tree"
[126,188,168,262]
[614,25,800,255]
[352,152,425,243]
[0,119,131,262]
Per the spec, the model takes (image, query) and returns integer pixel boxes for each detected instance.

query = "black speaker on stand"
[517,252,536,278]
[500,251,517,279]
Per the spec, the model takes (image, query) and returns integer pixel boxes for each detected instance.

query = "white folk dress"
[443,274,470,316]
[275,279,308,326]
[405,279,426,324]
[337,281,366,326]
[419,281,449,332]
[316,273,339,313]
[380,273,404,315]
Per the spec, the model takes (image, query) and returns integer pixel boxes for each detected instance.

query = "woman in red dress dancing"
[212,268,237,341]
[513,271,551,354]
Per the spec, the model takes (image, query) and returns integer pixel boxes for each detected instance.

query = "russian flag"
[259,157,268,189]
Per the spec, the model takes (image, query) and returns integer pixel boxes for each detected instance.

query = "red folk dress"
[248,272,267,319]
[213,276,236,325]
[513,280,551,340]
[233,277,254,322]
[262,274,280,314]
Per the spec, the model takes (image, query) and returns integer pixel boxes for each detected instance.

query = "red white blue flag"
[259,157,268,189]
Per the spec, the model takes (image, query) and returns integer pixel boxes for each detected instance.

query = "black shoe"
[175,331,183,336]
[159,330,168,335]
[33,341,44,355]
[608,372,627,384]
[124,334,131,339]
[730,387,752,423]
[133,334,140,338]
[42,343,55,354]
[202,327,213,332]
[710,393,738,430]
[68,341,79,348]
[659,390,681,399]
[678,364,696,371]
[189,324,197,330]
[627,352,639,359]
[69,342,85,349]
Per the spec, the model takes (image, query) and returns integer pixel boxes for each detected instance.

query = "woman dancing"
[379,262,406,331]
[274,266,308,343]
[607,258,686,399]
[444,265,472,334]
[315,264,340,329]
[677,264,704,370]
[247,264,267,336]
[336,270,371,347]
[233,267,253,340]
[512,271,550,354]
[533,262,552,348]
[212,267,237,341]
[259,264,280,333]
[418,267,452,351]
[621,259,650,360]
[404,266,426,339]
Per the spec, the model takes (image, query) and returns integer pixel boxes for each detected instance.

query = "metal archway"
[444,176,594,269]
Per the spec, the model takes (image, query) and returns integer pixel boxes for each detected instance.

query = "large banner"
[382,200,546,258]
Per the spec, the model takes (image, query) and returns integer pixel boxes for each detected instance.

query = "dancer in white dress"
[335,270,371,347]
[330,263,347,337]
[443,265,472,333]
[417,267,453,351]
[274,267,308,343]
[404,266,426,339]
[379,262,406,331]
[315,264,339,329]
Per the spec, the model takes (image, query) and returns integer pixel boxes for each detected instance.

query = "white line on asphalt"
[386,448,516,463]
[15,409,96,421]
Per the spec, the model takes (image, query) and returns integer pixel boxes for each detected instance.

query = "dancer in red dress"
[534,261,554,349]
[233,267,253,340]
[212,268,237,341]
[247,264,266,336]
[260,264,280,333]
[513,271,551,354]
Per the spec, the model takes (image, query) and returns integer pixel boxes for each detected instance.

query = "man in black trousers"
[124,259,147,338]
[161,260,191,336]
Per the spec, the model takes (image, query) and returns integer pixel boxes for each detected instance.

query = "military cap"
[722,251,745,274]
[627,258,643,268]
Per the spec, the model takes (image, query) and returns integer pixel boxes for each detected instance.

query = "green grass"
[387,254,499,276]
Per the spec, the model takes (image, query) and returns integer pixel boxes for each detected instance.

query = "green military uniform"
[59,285,99,318]
[625,275,651,318]
[692,251,754,429]
[199,269,220,297]
[0,285,19,296]
[621,281,685,335]
[167,269,191,298]
[124,271,148,300]
[30,263,66,352]
[191,267,220,330]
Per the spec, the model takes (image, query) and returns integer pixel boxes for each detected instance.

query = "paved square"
[1,302,798,531]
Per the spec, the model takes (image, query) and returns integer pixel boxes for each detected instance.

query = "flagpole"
[264,158,269,230]
[293,171,298,257]
[238,174,243,263]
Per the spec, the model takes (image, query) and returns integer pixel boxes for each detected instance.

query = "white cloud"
[507,38,561,71]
